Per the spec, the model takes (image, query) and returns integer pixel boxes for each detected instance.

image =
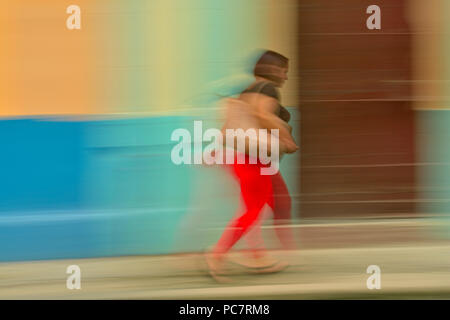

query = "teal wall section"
[417,110,450,239]
[0,111,300,261]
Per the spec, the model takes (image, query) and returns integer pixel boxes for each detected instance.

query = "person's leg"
[243,210,266,259]
[269,171,296,250]
[211,162,272,258]
[237,211,287,269]
[241,171,295,254]
[229,171,294,272]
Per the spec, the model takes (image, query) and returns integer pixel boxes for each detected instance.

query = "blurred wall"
[0,1,300,261]
[298,0,416,218]
[411,0,450,238]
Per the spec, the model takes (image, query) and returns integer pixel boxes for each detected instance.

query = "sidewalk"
[1,219,450,299]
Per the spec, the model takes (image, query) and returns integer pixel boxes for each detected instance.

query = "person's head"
[253,50,289,87]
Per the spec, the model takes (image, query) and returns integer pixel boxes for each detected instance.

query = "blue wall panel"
[0,113,300,262]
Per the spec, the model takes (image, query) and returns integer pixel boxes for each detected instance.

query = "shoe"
[248,260,289,274]
[204,251,232,283]
[229,252,290,274]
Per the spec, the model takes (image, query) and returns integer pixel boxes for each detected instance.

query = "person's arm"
[251,95,298,153]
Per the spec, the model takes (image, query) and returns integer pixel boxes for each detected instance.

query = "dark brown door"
[297,0,415,218]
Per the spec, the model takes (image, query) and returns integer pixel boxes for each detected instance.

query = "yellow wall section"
[409,0,445,110]
[0,1,298,117]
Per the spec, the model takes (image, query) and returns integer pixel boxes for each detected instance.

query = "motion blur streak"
[1,0,450,299]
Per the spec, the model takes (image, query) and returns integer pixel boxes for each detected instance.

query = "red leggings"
[212,153,295,255]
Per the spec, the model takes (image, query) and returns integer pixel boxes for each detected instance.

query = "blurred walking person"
[205,50,299,281]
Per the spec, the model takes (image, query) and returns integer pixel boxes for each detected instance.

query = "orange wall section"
[0,1,98,117]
